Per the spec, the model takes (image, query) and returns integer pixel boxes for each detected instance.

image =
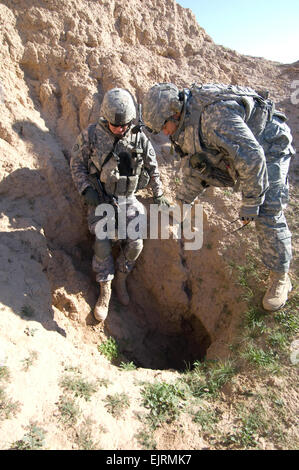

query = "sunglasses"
[109,121,131,128]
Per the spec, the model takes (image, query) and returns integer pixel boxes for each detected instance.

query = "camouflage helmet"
[100,88,136,125]
[142,83,183,133]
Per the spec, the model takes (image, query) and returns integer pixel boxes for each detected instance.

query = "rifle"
[132,103,145,135]
[130,104,151,189]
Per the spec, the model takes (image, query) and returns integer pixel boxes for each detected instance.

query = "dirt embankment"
[0,0,298,450]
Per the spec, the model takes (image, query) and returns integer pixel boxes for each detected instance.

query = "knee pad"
[124,239,143,262]
[94,239,112,261]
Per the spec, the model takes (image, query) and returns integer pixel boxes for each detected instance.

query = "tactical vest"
[87,120,150,197]
[174,84,276,155]
[172,84,278,188]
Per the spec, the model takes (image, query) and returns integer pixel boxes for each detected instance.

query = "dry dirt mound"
[0,0,298,450]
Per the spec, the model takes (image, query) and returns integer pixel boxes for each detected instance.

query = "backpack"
[172,84,273,188]
[190,83,275,138]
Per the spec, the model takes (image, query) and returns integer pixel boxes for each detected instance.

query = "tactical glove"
[239,205,259,221]
[82,187,102,206]
[153,194,171,207]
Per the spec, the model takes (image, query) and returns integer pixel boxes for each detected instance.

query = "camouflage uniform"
[70,118,163,282]
[175,90,294,273]
[143,83,295,274]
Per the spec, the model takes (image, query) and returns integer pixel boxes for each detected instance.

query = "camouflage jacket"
[172,84,294,213]
[70,118,163,198]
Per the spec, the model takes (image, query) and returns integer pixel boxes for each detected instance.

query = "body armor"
[172,84,280,188]
[88,119,150,197]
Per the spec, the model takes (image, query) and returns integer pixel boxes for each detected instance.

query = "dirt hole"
[96,245,212,371]
[107,306,211,371]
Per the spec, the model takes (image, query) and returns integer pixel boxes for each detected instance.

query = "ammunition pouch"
[98,153,149,196]
[246,97,275,137]
[88,130,150,197]
[103,174,140,197]
[137,168,150,190]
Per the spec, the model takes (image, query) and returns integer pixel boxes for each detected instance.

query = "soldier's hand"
[241,216,255,224]
[239,205,258,223]
[154,194,171,207]
[83,187,102,206]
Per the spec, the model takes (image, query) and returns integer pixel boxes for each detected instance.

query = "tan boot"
[94,281,112,321]
[114,271,130,306]
[263,272,292,312]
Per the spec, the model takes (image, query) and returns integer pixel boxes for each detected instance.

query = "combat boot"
[262,271,292,312]
[114,271,130,306]
[94,281,112,321]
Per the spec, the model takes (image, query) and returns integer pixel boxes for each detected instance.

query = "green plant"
[244,307,267,335]
[223,189,233,197]
[267,330,288,350]
[0,366,10,382]
[24,327,38,337]
[205,360,237,393]
[0,386,21,421]
[241,345,280,373]
[274,310,299,336]
[135,430,157,450]
[229,254,265,302]
[224,407,267,449]
[21,350,38,371]
[119,361,136,371]
[141,381,185,428]
[179,368,207,398]
[60,374,97,401]
[20,305,35,318]
[104,392,130,418]
[75,417,99,450]
[182,360,237,398]
[192,407,219,431]
[98,337,119,362]
[96,378,112,388]
[236,264,254,300]
[57,396,81,425]
[0,366,21,420]
[10,422,46,450]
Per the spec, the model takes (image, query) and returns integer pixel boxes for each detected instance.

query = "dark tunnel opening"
[105,301,211,371]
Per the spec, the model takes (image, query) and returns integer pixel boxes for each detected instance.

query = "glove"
[153,194,171,207]
[241,217,254,225]
[239,205,259,222]
[82,187,102,206]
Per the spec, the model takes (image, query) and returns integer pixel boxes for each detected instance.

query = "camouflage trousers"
[256,116,293,273]
[176,117,294,273]
[87,196,145,282]
[255,152,292,272]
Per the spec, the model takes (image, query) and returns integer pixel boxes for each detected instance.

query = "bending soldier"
[70,88,169,322]
[142,83,295,312]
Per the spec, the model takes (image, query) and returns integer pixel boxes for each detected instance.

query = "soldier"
[70,88,169,322]
[142,83,295,312]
